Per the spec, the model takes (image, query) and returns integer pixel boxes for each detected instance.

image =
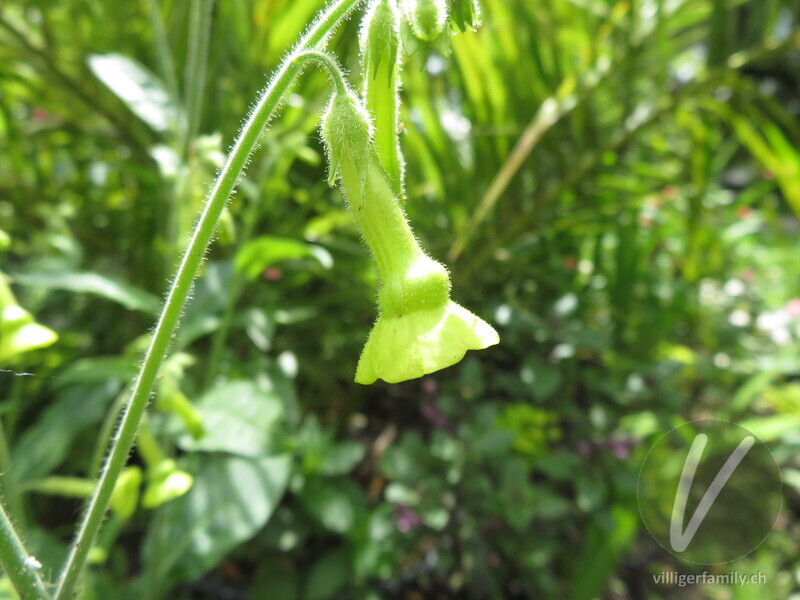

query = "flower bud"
[360,0,405,196]
[361,0,400,81]
[321,90,373,187]
[403,0,448,43]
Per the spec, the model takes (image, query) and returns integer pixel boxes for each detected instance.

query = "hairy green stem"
[296,50,349,95]
[52,2,364,599]
[0,503,50,600]
[202,51,347,388]
[88,388,128,475]
[203,197,258,389]
[0,418,24,530]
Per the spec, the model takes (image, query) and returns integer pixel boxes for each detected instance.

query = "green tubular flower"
[355,299,499,384]
[360,0,405,197]
[322,90,498,384]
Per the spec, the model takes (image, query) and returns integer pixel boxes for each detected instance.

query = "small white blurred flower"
[699,279,724,306]
[729,309,751,327]
[713,353,731,368]
[551,343,575,361]
[757,310,790,332]
[755,308,796,346]
[770,327,792,346]
[723,278,746,297]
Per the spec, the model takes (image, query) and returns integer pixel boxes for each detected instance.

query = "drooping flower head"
[322,90,498,384]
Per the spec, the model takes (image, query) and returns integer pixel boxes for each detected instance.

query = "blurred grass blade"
[12,271,161,314]
[88,53,181,134]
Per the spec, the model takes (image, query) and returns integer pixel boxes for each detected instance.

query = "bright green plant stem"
[51,3,363,599]
[0,503,50,600]
[0,418,24,528]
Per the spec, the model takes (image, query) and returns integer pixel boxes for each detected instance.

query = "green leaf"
[532,488,572,519]
[234,236,333,279]
[298,478,365,534]
[0,312,57,363]
[243,307,275,352]
[20,476,95,498]
[252,560,299,600]
[144,454,291,582]
[305,548,350,600]
[11,381,121,483]
[571,507,638,600]
[737,414,800,443]
[318,441,365,476]
[727,370,782,415]
[499,459,537,532]
[0,275,58,362]
[12,271,161,314]
[88,53,180,133]
[380,432,429,481]
[781,469,800,494]
[55,356,138,387]
[384,482,421,506]
[178,380,283,456]
[420,505,449,530]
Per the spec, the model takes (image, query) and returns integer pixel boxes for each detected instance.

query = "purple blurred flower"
[394,504,421,533]
[421,398,450,429]
[577,436,638,459]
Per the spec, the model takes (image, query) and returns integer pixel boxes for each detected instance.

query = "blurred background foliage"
[2,0,800,598]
